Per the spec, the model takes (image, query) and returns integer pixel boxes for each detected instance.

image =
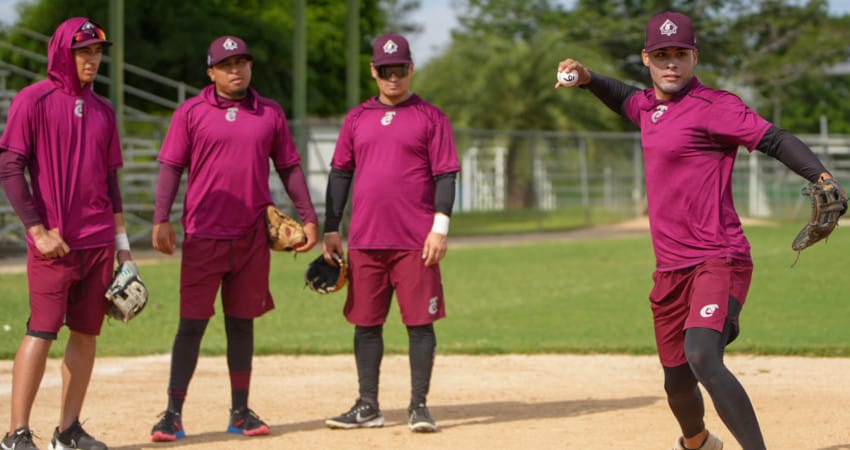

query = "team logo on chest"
[380,111,397,126]
[651,105,668,124]
[225,107,238,122]
[74,99,84,118]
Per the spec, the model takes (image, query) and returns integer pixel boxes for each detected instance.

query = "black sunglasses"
[376,64,410,80]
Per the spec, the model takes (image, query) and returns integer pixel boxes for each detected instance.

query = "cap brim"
[72,39,112,49]
[372,58,412,66]
[208,53,253,67]
[644,42,696,52]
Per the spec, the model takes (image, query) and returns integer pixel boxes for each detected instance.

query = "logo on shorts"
[428,296,439,315]
[225,107,238,122]
[651,105,667,123]
[700,304,720,318]
[74,99,84,118]
[380,111,396,126]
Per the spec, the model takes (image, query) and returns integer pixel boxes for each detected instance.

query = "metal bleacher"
[0,26,201,252]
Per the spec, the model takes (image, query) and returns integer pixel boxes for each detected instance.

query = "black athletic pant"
[354,323,436,409]
[663,299,766,450]
[167,315,254,413]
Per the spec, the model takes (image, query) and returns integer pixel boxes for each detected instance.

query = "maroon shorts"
[179,218,274,320]
[650,257,752,367]
[344,249,446,327]
[26,245,114,338]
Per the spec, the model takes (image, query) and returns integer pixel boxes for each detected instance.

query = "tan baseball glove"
[266,205,306,251]
[791,178,847,262]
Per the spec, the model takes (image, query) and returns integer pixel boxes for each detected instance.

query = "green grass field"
[1,222,848,360]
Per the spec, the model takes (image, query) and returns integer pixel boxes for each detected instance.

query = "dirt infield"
[1,353,849,449]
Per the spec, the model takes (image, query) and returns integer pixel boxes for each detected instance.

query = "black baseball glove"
[791,178,847,256]
[305,254,347,294]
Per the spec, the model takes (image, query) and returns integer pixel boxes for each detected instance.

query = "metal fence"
[2,118,850,253]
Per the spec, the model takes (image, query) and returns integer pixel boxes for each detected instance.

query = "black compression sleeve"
[323,168,353,233]
[756,125,828,183]
[583,71,641,117]
[434,172,457,216]
[107,169,123,213]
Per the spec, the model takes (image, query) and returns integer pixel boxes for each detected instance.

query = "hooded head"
[47,17,110,96]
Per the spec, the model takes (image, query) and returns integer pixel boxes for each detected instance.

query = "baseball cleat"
[325,399,385,429]
[672,430,723,450]
[408,402,437,433]
[151,410,186,442]
[227,407,270,436]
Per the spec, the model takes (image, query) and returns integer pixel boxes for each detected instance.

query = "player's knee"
[663,363,697,397]
[176,318,209,338]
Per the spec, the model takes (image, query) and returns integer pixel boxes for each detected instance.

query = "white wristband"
[115,233,130,251]
[431,214,450,236]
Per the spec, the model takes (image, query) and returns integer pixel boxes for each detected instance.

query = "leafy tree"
[417,0,630,207]
[0,0,391,116]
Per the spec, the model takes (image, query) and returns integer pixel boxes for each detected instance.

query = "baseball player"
[149,35,318,442]
[321,33,461,433]
[0,17,128,450]
[556,11,846,450]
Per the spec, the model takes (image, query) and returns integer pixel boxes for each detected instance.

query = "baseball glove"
[266,205,306,251]
[792,178,847,255]
[305,254,347,294]
[105,261,148,323]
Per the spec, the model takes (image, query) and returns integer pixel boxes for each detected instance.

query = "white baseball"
[557,69,579,86]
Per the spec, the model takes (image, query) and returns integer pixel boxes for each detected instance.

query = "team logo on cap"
[222,38,239,51]
[80,21,96,32]
[382,39,398,55]
[659,19,678,37]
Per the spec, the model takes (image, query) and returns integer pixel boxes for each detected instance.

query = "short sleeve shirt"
[623,78,771,271]
[158,86,301,239]
[332,95,460,249]
[0,81,123,249]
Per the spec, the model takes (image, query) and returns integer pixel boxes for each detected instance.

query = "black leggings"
[663,300,766,449]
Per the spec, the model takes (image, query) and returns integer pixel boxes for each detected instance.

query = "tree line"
[2,0,848,134]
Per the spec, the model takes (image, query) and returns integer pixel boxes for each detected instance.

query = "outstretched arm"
[555,58,639,117]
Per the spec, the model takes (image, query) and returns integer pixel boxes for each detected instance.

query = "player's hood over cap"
[644,11,697,52]
[207,35,253,67]
[48,17,109,96]
[372,33,412,66]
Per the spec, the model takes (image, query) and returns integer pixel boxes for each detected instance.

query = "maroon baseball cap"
[207,35,253,67]
[372,33,413,66]
[644,11,697,52]
[71,20,111,49]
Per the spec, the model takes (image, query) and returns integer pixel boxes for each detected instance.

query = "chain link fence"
[2,118,849,253]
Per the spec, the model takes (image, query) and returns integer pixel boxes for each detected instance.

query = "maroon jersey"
[158,85,302,239]
[624,78,771,271]
[332,94,460,250]
[0,17,122,250]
